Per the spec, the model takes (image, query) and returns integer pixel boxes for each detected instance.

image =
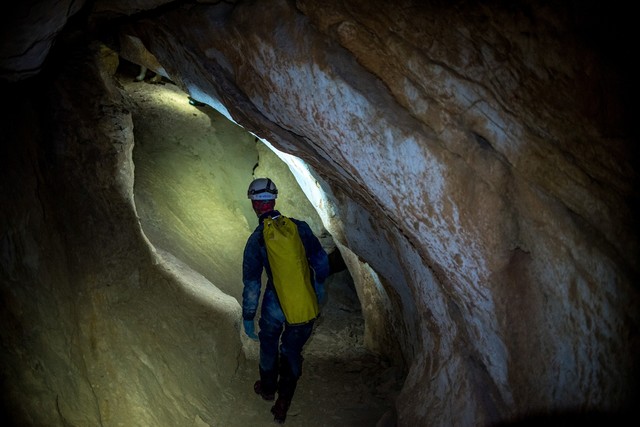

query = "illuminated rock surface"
[1,1,637,426]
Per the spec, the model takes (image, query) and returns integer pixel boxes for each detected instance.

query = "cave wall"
[119,0,638,423]
[1,40,243,426]
[1,0,638,426]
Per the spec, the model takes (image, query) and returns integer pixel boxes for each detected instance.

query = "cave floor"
[117,67,402,426]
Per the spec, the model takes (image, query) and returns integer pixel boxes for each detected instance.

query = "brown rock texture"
[1,0,637,426]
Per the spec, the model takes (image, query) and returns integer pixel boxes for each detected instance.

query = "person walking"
[241,177,330,424]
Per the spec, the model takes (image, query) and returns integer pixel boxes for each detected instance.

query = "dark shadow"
[491,409,634,427]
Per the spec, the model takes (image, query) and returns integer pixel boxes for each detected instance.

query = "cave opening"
[115,59,403,424]
[118,56,352,313]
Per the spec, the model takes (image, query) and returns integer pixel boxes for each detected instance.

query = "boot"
[271,397,290,424]
[254,380,275,401]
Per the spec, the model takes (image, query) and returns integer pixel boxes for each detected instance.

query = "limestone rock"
[0,1,637,426]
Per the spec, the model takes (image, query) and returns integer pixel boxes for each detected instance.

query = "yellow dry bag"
[263,215,319,324]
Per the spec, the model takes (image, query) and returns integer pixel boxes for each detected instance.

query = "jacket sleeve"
[296,221,330,285]
[242,230,263,320]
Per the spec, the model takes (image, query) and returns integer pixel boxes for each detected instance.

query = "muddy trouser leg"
[277,320,315,402]
[258,315,283,396]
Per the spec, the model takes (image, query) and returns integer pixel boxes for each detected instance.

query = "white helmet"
[247,178,278,200]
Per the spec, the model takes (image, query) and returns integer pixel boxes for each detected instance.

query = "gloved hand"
[243,319,258,341]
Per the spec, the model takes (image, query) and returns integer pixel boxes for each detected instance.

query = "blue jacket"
[242,210,330,322]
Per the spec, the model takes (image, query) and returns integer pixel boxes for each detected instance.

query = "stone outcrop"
[1,0,637,426]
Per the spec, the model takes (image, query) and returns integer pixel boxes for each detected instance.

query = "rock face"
[1,1,637,426]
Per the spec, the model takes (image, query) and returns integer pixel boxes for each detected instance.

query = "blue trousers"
[258,293,315,402]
